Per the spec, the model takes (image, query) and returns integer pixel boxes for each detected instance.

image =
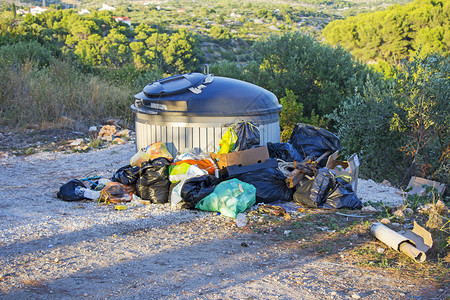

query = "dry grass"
[0,59,133,130]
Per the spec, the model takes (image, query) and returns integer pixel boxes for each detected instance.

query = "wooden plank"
[286,169,306,189]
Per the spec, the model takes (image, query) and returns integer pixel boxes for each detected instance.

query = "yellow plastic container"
[115,205,127,211]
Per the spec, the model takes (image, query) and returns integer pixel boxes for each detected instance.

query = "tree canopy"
[322,0,450,63]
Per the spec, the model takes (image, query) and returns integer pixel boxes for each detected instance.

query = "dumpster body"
[132,73,282,155]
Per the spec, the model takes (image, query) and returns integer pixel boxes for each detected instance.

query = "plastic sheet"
[99,182,132,203]
[172,159,215,175]
[288,123,341,166]
[169,163,207,183]
[57,179,87,201]
[292,179,316,207]
[173,175,221,208]
[218,127,237,154]
[324,177,362,209]
[136,157,171,204]
[267,142,303,162]
[174,148,209,162]
[113,165,141,186]
[195,178,256,218]
[130,142,173,167]
[309,168,335,207]
[233,168,293,203]
[232,121,260,151]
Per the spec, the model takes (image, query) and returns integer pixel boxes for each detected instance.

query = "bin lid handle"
[143,73,210,96]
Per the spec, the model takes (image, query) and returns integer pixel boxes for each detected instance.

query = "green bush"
[0,40,53,67]
[332,52,449,185]
[331,77,407,183]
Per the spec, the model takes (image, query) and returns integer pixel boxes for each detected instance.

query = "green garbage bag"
[195,178,256,218]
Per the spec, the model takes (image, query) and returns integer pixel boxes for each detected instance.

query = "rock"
[362,205,378,213]
[70,138,84,147]
[115,129,131,138]
[352,293,361,299]
[112,138,126,145]
[381,180,393,187]
[377,247,385,253]
[98,125,117,140]
[404,208,414,215]
[436,200,449,214]
[393,210,404,218]
[380,218,390,225]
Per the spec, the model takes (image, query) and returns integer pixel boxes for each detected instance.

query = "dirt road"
[0,143,441,299]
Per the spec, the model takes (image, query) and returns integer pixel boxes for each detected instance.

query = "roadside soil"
[0,130,448,299]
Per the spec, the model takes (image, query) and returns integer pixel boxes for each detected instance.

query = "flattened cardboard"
[407,176,446,196]
[210,146,270,170]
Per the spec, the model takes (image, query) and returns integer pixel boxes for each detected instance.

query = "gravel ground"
[0,143,439,299]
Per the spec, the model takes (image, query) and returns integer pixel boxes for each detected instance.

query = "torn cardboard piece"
[407,176,446,196]
[326,151,360,193]
[210,146,270,170]
[371,221,433,263]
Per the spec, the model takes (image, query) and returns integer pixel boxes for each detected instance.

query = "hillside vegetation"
[0,0,448,185]
[323,0,450,63]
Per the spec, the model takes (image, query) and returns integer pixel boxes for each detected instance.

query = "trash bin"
[132,73,282,155]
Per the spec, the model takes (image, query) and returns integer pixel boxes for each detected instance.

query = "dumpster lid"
[143,73,207,96]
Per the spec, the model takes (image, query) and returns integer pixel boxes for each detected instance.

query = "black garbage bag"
[323,177,362,209]
[232,121,260,151]
[136,157,171,204]
[292,178,315,207]
[233,168,292,203]
[267,142,303,162]
[180,175,221,209]
[288,123,341,166]
[310,168,335,207]
[112,165,141,186]
[57,179,86,201]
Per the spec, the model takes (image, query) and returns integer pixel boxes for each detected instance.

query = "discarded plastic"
[195,178,256,218]
[288,123,341,166]
[233,168,293,203]
[232,121,260,151]
[235,213,248,227]
[57,179,87,201]
[136,157,171,204]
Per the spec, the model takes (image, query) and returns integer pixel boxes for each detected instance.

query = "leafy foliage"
[323,0,450,63]
[332,52,449,185]
[246,32,374,120]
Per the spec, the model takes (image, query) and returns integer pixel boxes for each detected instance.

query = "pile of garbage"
[57,122,362,220]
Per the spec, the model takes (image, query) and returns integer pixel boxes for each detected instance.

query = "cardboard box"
[407,176,446,196]
[326,151,360,193]
[210,146,270,170]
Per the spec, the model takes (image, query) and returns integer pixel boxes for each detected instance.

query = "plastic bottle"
[236,213,247,228]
